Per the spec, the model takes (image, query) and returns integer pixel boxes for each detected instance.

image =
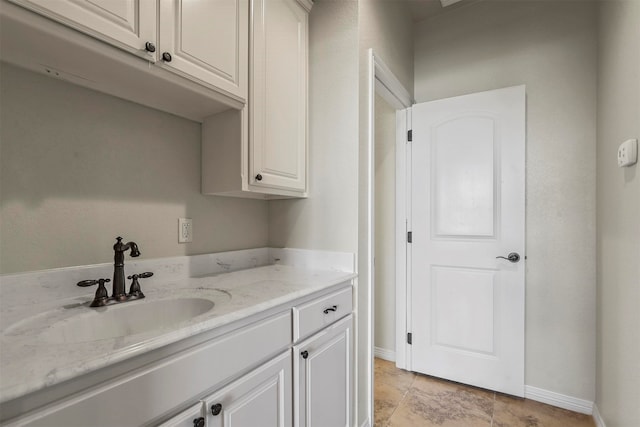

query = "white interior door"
[409,85,525,397]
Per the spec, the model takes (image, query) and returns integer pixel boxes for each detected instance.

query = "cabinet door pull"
[211,403,222,416]
[162,52,172,62]
[144,42,156,53]
[255,174,263,181]
[323,305,337,314]
[193,417,205,427]
[301,350,309,359]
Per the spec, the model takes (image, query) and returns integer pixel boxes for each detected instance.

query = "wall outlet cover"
[178,218,193,243]
[618,138,638,167]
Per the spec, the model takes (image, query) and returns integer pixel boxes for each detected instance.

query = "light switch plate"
[618,139,638,167]
[178,218,193,243]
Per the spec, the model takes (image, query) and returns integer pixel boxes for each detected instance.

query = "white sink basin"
[4,297,219,344]
[45,298,215,344]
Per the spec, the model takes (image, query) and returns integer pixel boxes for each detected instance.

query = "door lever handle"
[496,252,521,263]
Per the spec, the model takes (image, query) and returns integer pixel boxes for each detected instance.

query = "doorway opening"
[367,49,412,425]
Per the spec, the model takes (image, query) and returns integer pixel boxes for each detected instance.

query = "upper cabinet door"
[9,0,158,60]
[159,0,248,102]
[250,0,308,193]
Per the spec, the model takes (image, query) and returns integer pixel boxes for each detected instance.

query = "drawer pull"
[323,305,337,314]
[211,403,222,416]
[301,350,309,359]
[193,417,205,427]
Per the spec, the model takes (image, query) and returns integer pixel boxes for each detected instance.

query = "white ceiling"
[407,0,480,22]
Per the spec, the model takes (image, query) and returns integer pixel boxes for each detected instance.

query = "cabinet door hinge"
[407,129,413,142]
[407,333,413,345]
[407,231,412,243]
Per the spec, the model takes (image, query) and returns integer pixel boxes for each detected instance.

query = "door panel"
[159,0,248,100]
[431,266,496,354]
[294,315,352,427]
[432,116,496,237]
[250,0,307,192]
[410,85,525,397]
[203,351,292,427]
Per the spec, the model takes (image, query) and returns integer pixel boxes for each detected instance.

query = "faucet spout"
[112,237,140,300]
[128,241,141,257]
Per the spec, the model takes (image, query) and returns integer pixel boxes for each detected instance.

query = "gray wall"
[596,1,640,425]
[0,63,268,274]
[268,0,359,254]
[414,1,597,401]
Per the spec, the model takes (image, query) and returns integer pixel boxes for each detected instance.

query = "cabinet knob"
[144,42,156,53]
[193,417,205,427]
[162,52,173,62]
[211,403,222,416]
[301,350,309,359]
[255,174,263,181]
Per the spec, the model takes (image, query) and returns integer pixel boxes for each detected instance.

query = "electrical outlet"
[618,139,638,167]
[178,218,193,243]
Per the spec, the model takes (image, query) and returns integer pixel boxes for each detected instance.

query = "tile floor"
[374,358,596,427]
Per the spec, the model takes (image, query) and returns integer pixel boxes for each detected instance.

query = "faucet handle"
[126,272,151,299]
[77,278,111,307]
[77,278,111,287]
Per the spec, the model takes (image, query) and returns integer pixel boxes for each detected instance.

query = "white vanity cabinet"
[293,288,354,427]
[294,316,353,427]
[2,283,354,427]
[202,351,292,427]
[158,402,205,427]
[160,351,292,427]
[202,0,312,199]
[4,312,292,427]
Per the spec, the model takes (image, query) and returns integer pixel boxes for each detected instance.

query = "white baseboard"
[524,385,593,415]
[360,418,371,427]
[373,346,396,362]
[592,404,607,427]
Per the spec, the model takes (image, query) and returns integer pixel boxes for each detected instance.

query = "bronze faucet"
[112,237,140,301]
[77,237,152,307]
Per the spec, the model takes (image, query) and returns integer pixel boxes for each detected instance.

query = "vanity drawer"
[293,286,352,342]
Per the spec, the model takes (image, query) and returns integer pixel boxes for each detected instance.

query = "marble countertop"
[0,264,356,404]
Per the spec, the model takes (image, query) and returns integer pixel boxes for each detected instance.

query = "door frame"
[365,49,412,425]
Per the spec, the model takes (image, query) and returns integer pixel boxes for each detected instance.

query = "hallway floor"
[374,358,595,427]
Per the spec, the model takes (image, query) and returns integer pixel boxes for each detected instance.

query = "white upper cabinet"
[6,0,248,104]
[159,0,248,101]
[249,0,309,193]
[8,0,158,61]
[201,0,312,199]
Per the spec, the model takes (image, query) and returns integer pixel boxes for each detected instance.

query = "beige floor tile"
[492,394,596,427]
[410,374,495,418]
[375,359,416,394]
[387,387,492,427]
[374,379,406,426]
[374,358,594,427]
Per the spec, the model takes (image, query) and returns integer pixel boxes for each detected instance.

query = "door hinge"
[407,333,412,345]
[407,129,413,142]
[407,231,412,243]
